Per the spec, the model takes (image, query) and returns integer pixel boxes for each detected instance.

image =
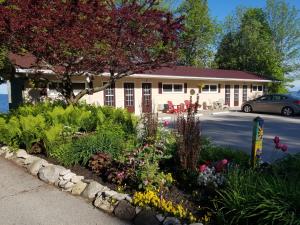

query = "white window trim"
[202,84,218,93]
[162,83,184,94]
[252,85,263,92]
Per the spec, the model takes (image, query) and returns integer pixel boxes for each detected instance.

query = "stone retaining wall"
[0,146,202,225]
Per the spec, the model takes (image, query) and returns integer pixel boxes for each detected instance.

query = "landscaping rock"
[71,175,84,184]
[16,149,29,159]
[135,207,142,215]
[38,165,61,184]
[12,157,25,166]
[0,146,10,153]
[63,172,76,181]
[64,182,75,190]
[163,217,181,225]
[94,196,115,213]
[82,181,106,199]
[114,200,136,220]
[134,209,160,225]
[156,214,165,222]
[24,156,40,165]
[59,169,71,176]
[71,181,87,195]
[4,151,14,159]
[189,223,204,225]
[28,159,47,175]
[59,180,69,188]
[125,195,132,203]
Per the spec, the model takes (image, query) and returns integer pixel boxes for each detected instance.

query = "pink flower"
[275,143,283,149]
[273,136,280,144]
[163,120,170,127]
[199,164,207,172]
[281,144,288,152]
[215,159,229,172]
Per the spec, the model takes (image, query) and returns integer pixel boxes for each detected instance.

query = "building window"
[162,83,183,93]
[252,85,263,92]
[103,82,115,106]
[202,84,218,93]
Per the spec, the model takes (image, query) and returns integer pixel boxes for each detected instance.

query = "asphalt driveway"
[201,112,300,162]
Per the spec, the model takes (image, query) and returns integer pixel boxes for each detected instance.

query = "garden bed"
[1,102,300,225]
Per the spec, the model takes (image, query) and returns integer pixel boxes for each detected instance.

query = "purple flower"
[273,136,280,144]
[281,144,288,152]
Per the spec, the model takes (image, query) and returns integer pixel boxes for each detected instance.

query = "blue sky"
[0,0,299,93]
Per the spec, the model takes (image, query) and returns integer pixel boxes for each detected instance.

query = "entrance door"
[142,83,152,113]
[234,85,239,106]
[225,85,231,106]
[124,83,135,113]
[242,85,248,103]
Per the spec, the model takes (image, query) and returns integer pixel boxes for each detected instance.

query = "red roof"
[144,66,269,81]
[8,53,270,81]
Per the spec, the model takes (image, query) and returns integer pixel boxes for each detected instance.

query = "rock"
[24,156,40,165]
[104,190,118,197]
[112,193,127,201]
[71,175,84,184]
[82,181,106,199]
[156,214,165,222]
[94,197,115,213]
[16,149,29,159]
[163,217,181,225]
[59,179,69,188]
[71,181,87,195]
[28,159,47,175]
[189,223,203,225]
[54,180,60,187]
[125,195,132,203]
[135,207,142,215]
[64,182,75,189]
[0,146,10,152]
[63,172,76,181]
[59,169,71,176]
[4,151,14,159]
[12,157,25,166]
[134,210,160,225]
[38,165,62,184]
[114,200,136,220]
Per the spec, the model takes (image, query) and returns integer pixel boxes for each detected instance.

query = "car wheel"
[281,107,294,116]
[243,105,252,113]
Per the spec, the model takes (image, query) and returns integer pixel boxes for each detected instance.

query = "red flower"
[215,159,229,172]
[281,144,288,152]
[273,136,280,144]
[199,164,207,173]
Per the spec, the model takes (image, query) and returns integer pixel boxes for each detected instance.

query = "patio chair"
[167,101,178,114]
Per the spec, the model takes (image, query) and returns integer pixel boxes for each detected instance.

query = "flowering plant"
[273,136,288,152]
[197,159,228,188]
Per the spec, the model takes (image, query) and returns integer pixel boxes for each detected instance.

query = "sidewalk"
[0,157,130,225]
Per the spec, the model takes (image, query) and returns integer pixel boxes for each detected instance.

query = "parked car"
[241,94,300,116]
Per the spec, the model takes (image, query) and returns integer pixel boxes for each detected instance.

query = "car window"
[273,95,287,101]
[257,95,272,101]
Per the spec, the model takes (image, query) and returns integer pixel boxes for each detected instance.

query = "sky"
[0,0,299,94]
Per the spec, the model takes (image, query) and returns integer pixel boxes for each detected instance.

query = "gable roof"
[8,53,271,82]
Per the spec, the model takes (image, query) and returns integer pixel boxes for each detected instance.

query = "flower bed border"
[0,146,202,225]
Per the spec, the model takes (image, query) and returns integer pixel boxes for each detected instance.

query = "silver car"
[241,94,300,116]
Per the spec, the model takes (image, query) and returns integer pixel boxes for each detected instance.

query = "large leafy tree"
[177,0,218,68]
[0,0,182,104]
[215,8,286,93]
[266,0,300,75]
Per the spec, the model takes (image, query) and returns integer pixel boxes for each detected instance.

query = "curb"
[0,146,203,225]
[212,111,230,115]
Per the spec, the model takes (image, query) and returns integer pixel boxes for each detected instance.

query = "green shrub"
[18,114,46,151]
[214,168,300,225]
[0,116,21,148]
[200,137,250,168]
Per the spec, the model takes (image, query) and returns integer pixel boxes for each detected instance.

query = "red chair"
[167,101,178,114]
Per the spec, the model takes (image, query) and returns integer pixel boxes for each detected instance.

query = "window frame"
[201,84,218,93]
[162,83,184,94]
[252,85,263,92]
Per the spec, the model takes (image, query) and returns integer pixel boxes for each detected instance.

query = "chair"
[167,101,178,114]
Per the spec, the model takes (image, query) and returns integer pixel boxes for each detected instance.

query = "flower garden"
[0,101,300,225]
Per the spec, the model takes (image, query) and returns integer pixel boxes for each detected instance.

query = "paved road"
[0,157,130,225]
[201,112,300,162]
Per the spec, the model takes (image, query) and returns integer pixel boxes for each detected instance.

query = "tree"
[177,0,218,68]
[0,46,12,84]
[266,0,300,75]
[0,0,182,104]
[215,8,287,93]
